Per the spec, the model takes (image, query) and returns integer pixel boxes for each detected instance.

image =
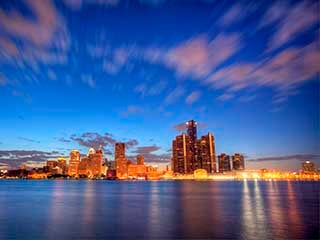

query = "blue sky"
[0,0,319,170]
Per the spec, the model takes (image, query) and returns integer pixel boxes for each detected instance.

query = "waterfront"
[0,180,319,239]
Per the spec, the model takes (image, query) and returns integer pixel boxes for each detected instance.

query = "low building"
[301,161,316,173]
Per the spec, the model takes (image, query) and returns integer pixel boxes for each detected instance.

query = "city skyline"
[0,0,319,171]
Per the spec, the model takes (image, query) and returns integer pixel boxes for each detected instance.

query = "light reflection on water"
[0,180,318,239]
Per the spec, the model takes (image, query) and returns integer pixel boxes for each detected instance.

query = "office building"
[77,148,103,177]
[172,120,217,174]
[172,133,192,174]
[115,142,125,159]
[197,133,216,173]
[301,161,316,173]
[232,153,245,170]
[57,157,67,174]
[68,149,80,176]
[115,142,128,178]
[218,153,231,172]
[137,155,145,165]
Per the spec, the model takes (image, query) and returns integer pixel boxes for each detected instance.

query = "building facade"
[68,149,80,176]
[115,142,128,179]
[172,133,192,174]
[137,155,144,165]
[218,153,231,172]
[197,133,216,173]
[172,120,217,174]
[301,161,316,173]
[232,153,245,170]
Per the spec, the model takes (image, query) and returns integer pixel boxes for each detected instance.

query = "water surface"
[0,180,319,239]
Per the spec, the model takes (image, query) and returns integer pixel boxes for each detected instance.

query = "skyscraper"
[232,153,245,170]
[89,148,103,176]
[68,149,80,176]
[172,120,217,174]
[186,120,197,142]
[172,133,195,174]
[115,142,125,159]
[57,157,67,175]
[197,133,216,173]
[218,153,231,172]
[186,120,198,170]
[115,142,128,178]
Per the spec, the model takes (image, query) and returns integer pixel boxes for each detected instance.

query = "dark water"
[0,180,319,239]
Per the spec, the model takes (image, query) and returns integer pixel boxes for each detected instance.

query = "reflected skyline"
[0,180,318,239]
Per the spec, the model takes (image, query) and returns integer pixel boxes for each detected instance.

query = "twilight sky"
[0,0,319,171]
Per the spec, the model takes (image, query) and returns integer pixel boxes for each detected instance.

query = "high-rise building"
[78,156,90,176]
[68,149,80,176]
[57,157,67,174]
[232,153,245,170]
[172,120,217,174]
[47,160,58,171]
[218,153,231,172]
[115,142,125,159]
[77,148,103,177]
[90,148,103,176]
[197,133,216,173]
[301,161,316,173]
[115,142,128,178]
[137,155,144,165]
[172,133,194,174]
[186,120,197,141]
[186,120,199,170]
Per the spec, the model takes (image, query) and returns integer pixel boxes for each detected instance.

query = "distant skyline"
[0,0,319,171]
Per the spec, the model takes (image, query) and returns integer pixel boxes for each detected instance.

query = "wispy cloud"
[248,154,320,162]
[216,93,234,102]
[164,34,241,78]
[0,150,62,168]
[218,3,257,27]
[103,48,129,75]
[264,1,318,51]
[164,86,185,105]
[18,137,40,144]
[0,74,7,86]
[121,105,144,117]
[63,132,139,154]
[206,40,320,103]
[63,0,120,11]
[186,90,201,105]
[134,80,167,98]
[81,74,96,88]
[130,145,170,163]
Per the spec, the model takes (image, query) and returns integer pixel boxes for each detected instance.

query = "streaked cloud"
[18,137,40,144]
[130,145,170,163]
[121,105,144,117]
[81,74,96,88]
[134,80,167,98]
[164,86,185,105]
[265,1,318,51]
[64,132,139,154]
[248,154,320,162]
[186,90,201,105]
[206,40,320,102]
[218,3,257,27]
[164,34,241,78]
[0,150,62,169]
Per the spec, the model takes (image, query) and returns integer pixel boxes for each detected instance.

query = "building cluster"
[115,142,162,180]
[68,148,105,177]
[1,119,319,180]
[172,120,245,174]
